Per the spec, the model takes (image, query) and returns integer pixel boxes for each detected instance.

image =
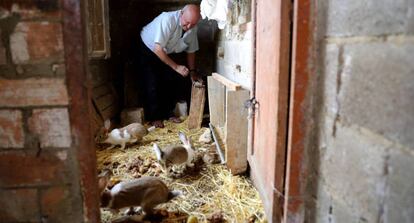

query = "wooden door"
[249,0,292,221]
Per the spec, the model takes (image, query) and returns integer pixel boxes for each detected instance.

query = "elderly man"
[139,4,201,128]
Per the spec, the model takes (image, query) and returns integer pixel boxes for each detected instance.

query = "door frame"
[249,0,292,221]
[284,0,315,222]
[249,0,316,222]
[63,0,100,222]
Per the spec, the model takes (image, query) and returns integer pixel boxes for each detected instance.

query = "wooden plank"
[283,0,313,221]
[91,82,119,120]
[212,72,242,91]
[207,76,226,127]
[92,83,111,99]
[250,0,292,221]
[225,89,249,174]
[188,82,206,129]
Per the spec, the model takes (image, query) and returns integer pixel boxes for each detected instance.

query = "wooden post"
[188,82,206,129]
[225,89,250,174]
[207,76,226,127]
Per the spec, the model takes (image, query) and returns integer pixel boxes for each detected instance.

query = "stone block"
[320,123,388,222]
[326,0,414,36]
[0,188,39,222]
[0,109,24,148]
[28,108,71,148]
[322,44,340,116]
[385,150,414,222]
[10,22,63,64]
[0,150,69,187]
[0,78,69,107]
[339,43,414,148]
[120,107,144,126]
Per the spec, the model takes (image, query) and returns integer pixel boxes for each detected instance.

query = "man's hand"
[190,72,203,83]
[175,65,189,77]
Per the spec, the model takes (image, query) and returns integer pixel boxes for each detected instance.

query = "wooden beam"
[188,83,206,129]
[207,76,226,127]
[212,73,242,91]
[225,89,250,174]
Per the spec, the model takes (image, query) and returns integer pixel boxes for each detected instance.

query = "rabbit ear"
[179,132,189,145]
[97,169,112,195]
[153,143,162,160]
[104,119,111,130]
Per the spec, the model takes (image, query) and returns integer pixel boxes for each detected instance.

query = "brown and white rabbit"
[99,175,181,216]
[152,132,195,169]
[95,119,150,149]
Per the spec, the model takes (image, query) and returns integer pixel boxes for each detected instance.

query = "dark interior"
[104,0,218,114]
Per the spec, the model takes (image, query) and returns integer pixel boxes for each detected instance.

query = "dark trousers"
[137,38,191,121]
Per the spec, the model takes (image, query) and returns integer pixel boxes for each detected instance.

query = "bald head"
[180,4,201,31]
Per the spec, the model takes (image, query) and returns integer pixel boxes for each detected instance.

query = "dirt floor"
[96,119,266,223]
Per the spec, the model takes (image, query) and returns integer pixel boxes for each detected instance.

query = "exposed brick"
[40,186,73,223]
[28,108,71,148]
[0,150,69,187]
[0,78,69,107]
[0,109,24,148]
[0,188,39,222]
[3,0,61,20]
[340,43,414,148]
[10,22,63,64]
[326,0,414,37]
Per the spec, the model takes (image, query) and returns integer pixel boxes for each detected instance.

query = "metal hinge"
[244,97,259,119]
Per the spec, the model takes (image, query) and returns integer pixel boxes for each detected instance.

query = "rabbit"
[152,132,195,169]
[95,119,149,150]
[98,176,181,217]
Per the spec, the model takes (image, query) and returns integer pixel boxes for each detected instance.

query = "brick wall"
[312,0,414,222]
[0,1,83,222]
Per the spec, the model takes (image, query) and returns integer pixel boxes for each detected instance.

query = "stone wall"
[215,0,253,90]
[312,0,414,222]
[0,1,83,222]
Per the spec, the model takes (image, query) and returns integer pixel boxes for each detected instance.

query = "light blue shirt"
[140,10,199,54]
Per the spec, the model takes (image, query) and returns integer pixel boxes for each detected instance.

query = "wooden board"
[225,89,250,174]
[212,73,242,91]
[92,82,119,120]
[249,0,292,221]
[207,76,226,127]
[188,82,206,129]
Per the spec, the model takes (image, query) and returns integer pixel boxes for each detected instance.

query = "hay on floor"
[97,119,266,223]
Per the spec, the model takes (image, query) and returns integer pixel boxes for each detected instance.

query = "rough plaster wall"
[216,0,253,90]
[313,0,414,222]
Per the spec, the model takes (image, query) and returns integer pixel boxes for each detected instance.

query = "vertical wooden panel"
[284,0,314,222]
[62,0,100,222]
[86,0,110,58]
[207,76,226,127]
[225,89,250,174]
[188,83,206,129]
[249,0,292,221]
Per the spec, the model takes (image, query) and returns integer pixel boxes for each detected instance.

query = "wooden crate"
[207,73,250,175]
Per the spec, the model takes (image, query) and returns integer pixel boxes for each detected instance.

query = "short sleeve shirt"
[140,10,199,54]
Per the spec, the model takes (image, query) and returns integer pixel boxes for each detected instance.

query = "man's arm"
[153,43,189,77]
[187,52,201,82]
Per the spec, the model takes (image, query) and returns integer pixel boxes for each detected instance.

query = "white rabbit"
[95,119,150,149]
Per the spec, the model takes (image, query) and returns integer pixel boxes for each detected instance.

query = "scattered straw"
[97,119,266,222]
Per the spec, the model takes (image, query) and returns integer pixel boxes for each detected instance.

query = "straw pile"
[97,119,266,223]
